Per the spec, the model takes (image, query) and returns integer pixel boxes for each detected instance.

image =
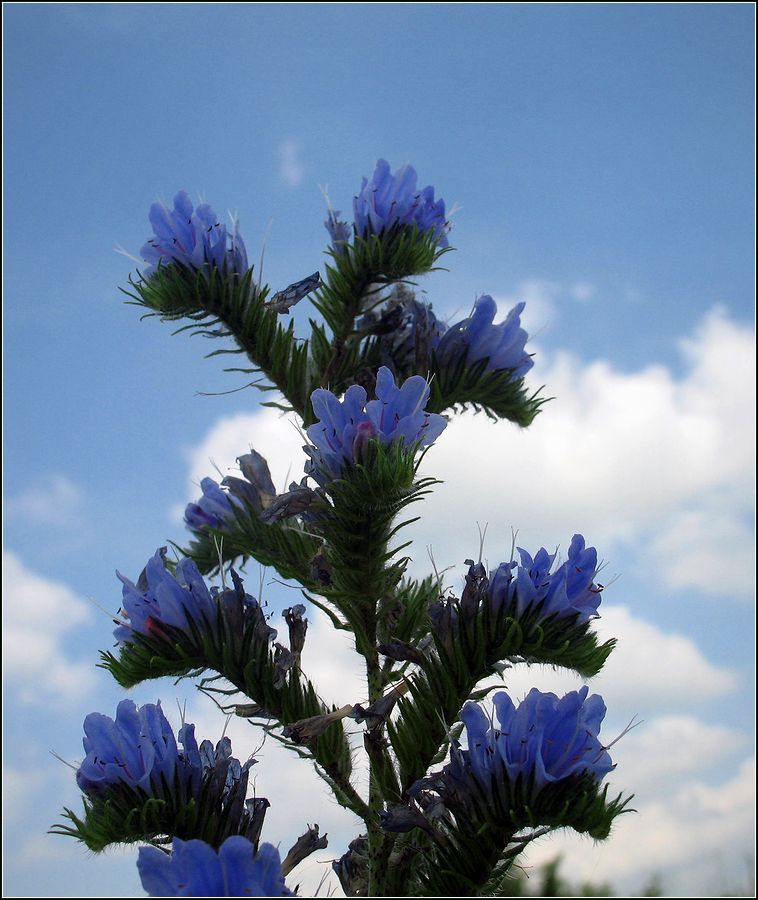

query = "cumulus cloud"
[2,550,97,702]
[521,756,755,896]
[409,305,755,599]
[278,140,304,188]
[608,714,748,794]
[6,474,83,525]
[492,604,737,718]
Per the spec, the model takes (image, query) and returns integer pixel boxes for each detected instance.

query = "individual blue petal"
[459,701,492,783]
[166,837,223,896]
[138,844,190,896]
[177,723,202,773]
[220,839,294,896]
[229,216,249,272]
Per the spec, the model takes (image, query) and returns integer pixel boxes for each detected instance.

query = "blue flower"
[114,548,279,655]
[76,700,179,796]
[138,836,294,897]
[488,534,602,625]
[184,476,246,532]
[76,700,252,800]
[114,547,218,644]
[304,366,447,486]
[352,159,449,246]
[140,191,249,278]
[436,295,533,379]
[457,687,614,793]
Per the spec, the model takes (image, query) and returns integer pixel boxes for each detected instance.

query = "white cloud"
[591,606,738,705]
[6,474,83,525]
[521,756,755,896]
[278,140,304,188]
[2,551,97,702]
[494,604,737,718]
[3,767,50,826]
[408,305,755,599]
[650,501,754,596]
[15,833,72,868]
[608,714,747,794]
[301,607,368,707]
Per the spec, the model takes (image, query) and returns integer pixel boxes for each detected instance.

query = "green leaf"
[427,351,546,426]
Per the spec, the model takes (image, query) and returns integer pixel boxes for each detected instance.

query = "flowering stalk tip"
[304,366,446,487]
[324,158,450,252]
[140,191,249,279]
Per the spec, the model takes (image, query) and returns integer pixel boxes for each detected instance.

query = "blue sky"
[3,4,755,897]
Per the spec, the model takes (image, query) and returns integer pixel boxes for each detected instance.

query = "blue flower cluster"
[429,535,602,648]
[457,686,614,792]
[76,700,251,800]
[361,288,533,386]
[488,533,602,625]
[114,548,278,654]
[138,836,293,897]
[304,366,447,486]
[140,191,249,278]
[325,159,449,250]
[436,295,533,379]
[114,547,218,644]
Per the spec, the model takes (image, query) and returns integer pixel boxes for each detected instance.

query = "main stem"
[326,457,417,894]
[365,642,385,897]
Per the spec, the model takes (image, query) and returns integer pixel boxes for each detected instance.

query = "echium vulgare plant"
[53,158,634,896]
